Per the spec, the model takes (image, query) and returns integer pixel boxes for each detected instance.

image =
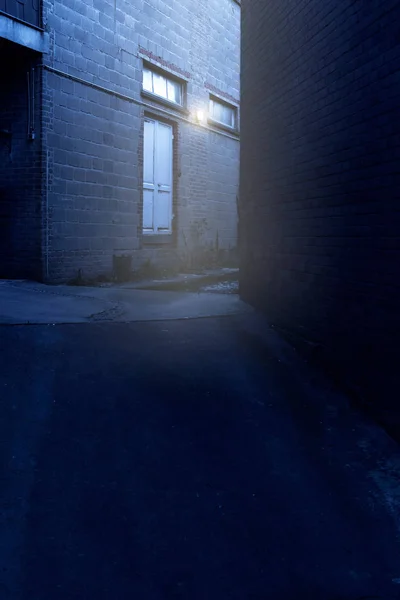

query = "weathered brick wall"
[208,0,240,102]
[240,0,400,427]
[135,0,240,268]
[42,0,142,281]
[43,69,141,281]
[42,0,240,281]
[179,0,240,266]
[206,131,239,260]
[0,42,42,279]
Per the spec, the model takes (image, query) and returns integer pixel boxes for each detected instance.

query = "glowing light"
[196,109,205,123]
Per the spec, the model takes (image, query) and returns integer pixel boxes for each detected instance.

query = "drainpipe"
[45,149,49,280]
[31,67,35,140]
[39,58,49,281]
[27,67,36,141]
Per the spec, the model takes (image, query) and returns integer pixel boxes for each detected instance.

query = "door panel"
[143,118,173,235]
[155,192,171,231]
[143,119,156,233]
[155,122,173,187]
[143,189,154,231]
[143,120,155,187]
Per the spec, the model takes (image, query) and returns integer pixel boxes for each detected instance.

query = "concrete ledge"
[0,13,49,53]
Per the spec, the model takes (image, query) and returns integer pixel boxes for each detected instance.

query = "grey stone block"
[27,0,240,284]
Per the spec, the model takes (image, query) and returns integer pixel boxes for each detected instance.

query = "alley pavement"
[1,288,400,599]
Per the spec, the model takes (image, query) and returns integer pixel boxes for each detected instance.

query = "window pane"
[153,73,167,98]
[167,79,181,104]
[210,98,235,128]
[222,105,234,127]
[143,68,153,93]
[215,102,224,122]
[210,99,215,119]
[210,99,217,120]
[143,66,183,105]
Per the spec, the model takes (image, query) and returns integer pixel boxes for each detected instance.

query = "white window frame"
[142,65,184,107]
[208,95,237,130]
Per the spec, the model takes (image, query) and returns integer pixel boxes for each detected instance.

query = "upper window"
[143,66,183,106]
[209,96,236,129]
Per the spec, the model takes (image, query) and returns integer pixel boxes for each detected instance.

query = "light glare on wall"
[195,109,205,123]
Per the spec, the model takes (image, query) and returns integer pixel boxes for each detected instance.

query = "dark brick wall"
[0,42,42,279]
[240,0,400,426]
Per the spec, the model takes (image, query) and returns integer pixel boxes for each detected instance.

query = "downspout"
[31,67,35,140]
[45,148,49,280]
[40,58,49,280]
[27,71,31,138]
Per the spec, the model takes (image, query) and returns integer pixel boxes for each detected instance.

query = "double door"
[143,118,173,235]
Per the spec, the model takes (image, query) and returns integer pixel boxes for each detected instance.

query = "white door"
[143,118,173,234]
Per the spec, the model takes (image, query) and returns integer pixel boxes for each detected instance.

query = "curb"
[117,268,239,292]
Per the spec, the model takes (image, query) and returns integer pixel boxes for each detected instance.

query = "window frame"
[208,94,238,131]
[142,62,186,109]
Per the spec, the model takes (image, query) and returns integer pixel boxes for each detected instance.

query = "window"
[142,66,183,106]
[209,97,236,129]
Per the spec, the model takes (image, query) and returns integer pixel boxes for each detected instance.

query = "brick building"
[0,0,240,281]
[240,1,400,430]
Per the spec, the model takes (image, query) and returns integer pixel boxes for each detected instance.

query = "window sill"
[142,233,173,245]
[0,12,49,53]
[141,90,189,115]
[207,118,240,136]
[0,9,44,31]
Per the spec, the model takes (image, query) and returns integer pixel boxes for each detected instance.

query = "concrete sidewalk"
[0,280,251,324]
